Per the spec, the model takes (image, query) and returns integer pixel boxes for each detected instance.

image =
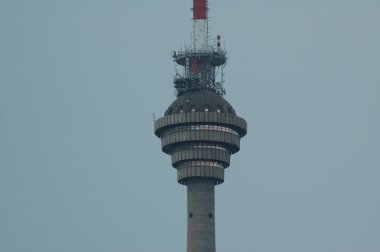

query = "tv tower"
[154,1,247,251]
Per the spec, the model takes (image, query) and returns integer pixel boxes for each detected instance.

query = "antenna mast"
[193,0,208,51]
[172,0,226,96]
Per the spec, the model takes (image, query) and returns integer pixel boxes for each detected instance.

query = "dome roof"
[165,90,236,116]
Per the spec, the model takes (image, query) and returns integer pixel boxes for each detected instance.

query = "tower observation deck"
[154,1,247,251]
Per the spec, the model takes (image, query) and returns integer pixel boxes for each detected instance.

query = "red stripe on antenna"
[193,0,207,20]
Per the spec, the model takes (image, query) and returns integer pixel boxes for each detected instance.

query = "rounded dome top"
[165,90,236,116]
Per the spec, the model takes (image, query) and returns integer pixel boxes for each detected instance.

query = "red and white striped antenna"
[192,0,208,51]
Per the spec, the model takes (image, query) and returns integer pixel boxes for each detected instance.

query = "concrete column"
[187,178,215,252]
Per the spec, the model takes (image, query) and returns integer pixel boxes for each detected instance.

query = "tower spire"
[193,0,208,51]
[172,0,226,97]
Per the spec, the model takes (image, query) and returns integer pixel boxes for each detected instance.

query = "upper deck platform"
[173,49,227,67]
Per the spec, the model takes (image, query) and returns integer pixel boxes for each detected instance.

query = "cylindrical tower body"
[154,1,247,251]
[187,178,215,252]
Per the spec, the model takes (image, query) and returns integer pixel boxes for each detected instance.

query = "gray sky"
[1,0,379,251]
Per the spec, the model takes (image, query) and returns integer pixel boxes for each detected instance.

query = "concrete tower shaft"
[154,1,246,251]
[187,179,215,251]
